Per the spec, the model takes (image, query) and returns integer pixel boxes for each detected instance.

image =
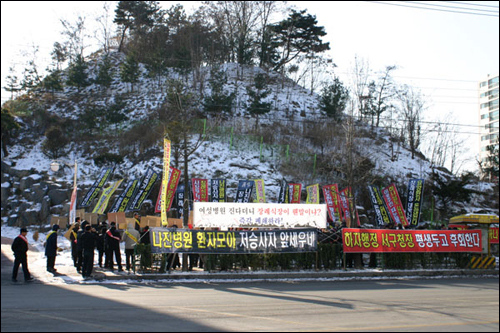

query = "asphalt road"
[1,274,498,332]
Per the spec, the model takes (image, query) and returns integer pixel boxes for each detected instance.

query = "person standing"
[133,213,141,232]
[96,225,107,268]
[76,220,89,273]
[69,223,80,268]
[105,222,123,272]
[45,224,60,273]
[122,223,140,272]
[80,225,97,279]
[140,226,150,245]
[11,228,33,282]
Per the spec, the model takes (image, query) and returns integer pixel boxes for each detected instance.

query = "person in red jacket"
[11,228,34,283]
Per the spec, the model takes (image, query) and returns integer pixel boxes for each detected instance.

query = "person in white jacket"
[122,223,140,272]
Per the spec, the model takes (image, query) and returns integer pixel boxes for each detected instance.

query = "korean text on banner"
[80,168,112,207]
[210,179,226,202]
[406,179,425,226]
[127,167,159,211]
[192,178,209,202]
[340,187,360,227]
[108,179,138,213]
[278,179,289,204]
[368,185,392,226]
[254,179,266,203]
[92,179,123,214]
[289,183,302,204]
[342,228,482,253]
[155,166,181,213]
[382,184,409,226]
[150,228,318,254]
[306,184,320,204]
[235,180,254,203]
[323,185,342,223]
[161,138,171,227]
[193,202,327,229]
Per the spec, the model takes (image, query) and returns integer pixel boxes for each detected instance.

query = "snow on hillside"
[2,52,497,227]
[47,53,322,125]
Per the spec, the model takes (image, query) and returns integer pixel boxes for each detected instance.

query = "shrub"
[42,126,68,159]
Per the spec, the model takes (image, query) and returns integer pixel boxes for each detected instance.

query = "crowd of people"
[11,215,153,282]
[11,215,471,282]
[65,217,153,279]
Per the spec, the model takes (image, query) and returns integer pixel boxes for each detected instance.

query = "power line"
[402,1,499,14]
[368,1,499,17]
[442,1,500,9]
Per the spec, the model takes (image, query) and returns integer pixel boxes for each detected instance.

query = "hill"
[1,51,497,228]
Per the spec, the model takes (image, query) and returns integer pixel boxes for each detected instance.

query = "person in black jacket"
[69,223,80,268]
[45,224,60,273]
[140,226,150,245]
[11,228,33,282]
[105,222,123,272]
[76,220,89,273]
[97,225,107,268]
[80,225,97,279]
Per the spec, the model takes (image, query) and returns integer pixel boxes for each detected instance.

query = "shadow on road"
[2,252,221,332]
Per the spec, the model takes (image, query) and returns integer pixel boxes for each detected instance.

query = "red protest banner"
[490,228,499,244]
[192,178,209,202]
[342,228,482,253]
[449,225,498,244]
[289,183,302,203]
[382,184,409,226]
[155,167,181,213]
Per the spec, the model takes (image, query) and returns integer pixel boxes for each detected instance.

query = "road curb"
[102,268,499,282]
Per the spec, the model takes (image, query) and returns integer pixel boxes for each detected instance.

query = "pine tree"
[42,126,69,159]
[246,73,272,126]
[41,69,63,95]
[1,107,21,157]
[21,60,42,91]
[95,55,113,89]
[4,67,21,100]
[105,96,129,125]
[319,78,349,121]
[431,171,475,218]
[483,140,499,181]
[66,55,89,92]
[203,66,235,116]
[120,53,140,92]
[114,1,162,52]
[270,9,330,72]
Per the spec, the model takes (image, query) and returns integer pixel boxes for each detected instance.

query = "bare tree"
[350,55,372,121]
[20,44,42,92]
[371,65,397,128]
[94,1,115,54]
[202,1,260,65]
[161,80,205,226]
[425,115,467,175]
[256,1,280,68]
[397,85,425,159]
[60,15,87,61]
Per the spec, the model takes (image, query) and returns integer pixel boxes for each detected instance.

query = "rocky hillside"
[1,51,497,228]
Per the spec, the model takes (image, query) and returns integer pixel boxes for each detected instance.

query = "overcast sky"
[1,1,499,171]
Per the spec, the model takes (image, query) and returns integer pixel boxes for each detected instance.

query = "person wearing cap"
[45,224,60,273]
[11,228,33,282]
